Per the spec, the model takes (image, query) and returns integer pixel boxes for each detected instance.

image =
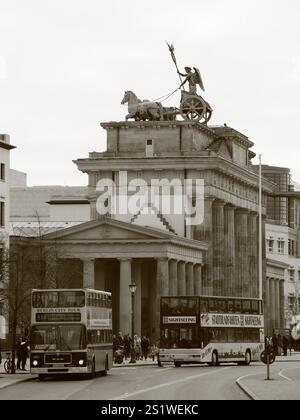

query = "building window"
[277,239,285,254]
[289,269,295,282]
[0,164,5,181]
[0,202,5,227]
[288,240,295,256]
[267,239,274,253]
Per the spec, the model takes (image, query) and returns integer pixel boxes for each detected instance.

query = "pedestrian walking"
[123,334,131,360]
[19,337,29,371]
[272,334,278,356]
[282,335,288,356]
[141,336,150,360]
[16,337,22,370]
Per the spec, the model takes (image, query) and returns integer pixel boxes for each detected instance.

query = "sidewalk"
[236,352,300,400]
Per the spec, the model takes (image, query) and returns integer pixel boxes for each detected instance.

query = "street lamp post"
[129,283,137,364]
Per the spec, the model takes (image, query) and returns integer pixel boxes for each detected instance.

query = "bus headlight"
[78,360,84,366]
[33,360,38,367]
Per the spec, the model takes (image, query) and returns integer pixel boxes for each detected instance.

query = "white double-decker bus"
[30,289,113,380]
[159,296,264,367]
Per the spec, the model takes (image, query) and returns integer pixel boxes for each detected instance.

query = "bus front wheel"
[211,351,218,367]
[244,350,251,366]
[174,362,181,368]
[89,360,96,379]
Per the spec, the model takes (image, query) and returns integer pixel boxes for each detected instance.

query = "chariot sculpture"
[121,43,213,124]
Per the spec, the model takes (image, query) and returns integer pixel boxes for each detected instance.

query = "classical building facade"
[45,120,271,342]
[9,121,277,342]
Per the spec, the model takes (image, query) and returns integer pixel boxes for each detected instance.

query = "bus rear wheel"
[174,362,182,368]
[38,374,46,381]
[102,356,109,376]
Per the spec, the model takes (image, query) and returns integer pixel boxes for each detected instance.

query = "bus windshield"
[31,324,86,351]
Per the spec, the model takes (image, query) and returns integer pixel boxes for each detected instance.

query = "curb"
[236,377,259,401]
[0,375,36,391]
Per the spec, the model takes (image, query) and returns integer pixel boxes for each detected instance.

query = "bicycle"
[3,352,16,374]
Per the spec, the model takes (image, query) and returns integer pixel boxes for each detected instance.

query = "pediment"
[43,217,172,242]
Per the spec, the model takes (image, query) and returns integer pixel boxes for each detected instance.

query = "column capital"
[224,204,236,211]
[213,199,226,208]
[235,207,250,215]
[156,257,169,263]
[118,257,132,262]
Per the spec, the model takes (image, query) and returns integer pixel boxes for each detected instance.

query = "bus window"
[228,300,234,313]
[242,300,251,314]
[211,329,227,343]
[227,329,235,343]
[234,300,242,313]
[200,300,208,314]
[217,300,226,313]
[235,329,243,342]
[251,300,259,315]
[209,299,217,313]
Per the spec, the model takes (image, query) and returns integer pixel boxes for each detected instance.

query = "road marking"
[279,370,292,382]
[111,366,232,400]
[60,379,95,400]
[236,373,261,401]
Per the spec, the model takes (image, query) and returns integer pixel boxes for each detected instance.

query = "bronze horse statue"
[121,91,163,121]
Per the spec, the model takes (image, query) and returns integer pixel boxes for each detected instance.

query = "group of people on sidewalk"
[265,334,290,356]
[113,332,159,363]
[0,337,29,372]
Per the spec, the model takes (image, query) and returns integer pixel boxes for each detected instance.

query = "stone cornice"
[0,140,16,150]
[74,155,274,193]
[100,120,218,138]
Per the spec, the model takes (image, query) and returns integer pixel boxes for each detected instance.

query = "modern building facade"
[0,134,16,339]
[262,165,300,334]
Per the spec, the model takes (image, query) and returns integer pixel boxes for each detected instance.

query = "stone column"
[212,200,225,296]
[194,198,214,295]
[248,213,258,298]
[269,278,276,333]
[169,260,178,297]
[194,264,202,296]
[119,258,132,335]
[235,209,249,297]
[132,261,142,337]
[264,277,270,336]
[154,258,169,341]
[297,229,300,259]
[178,261,186,295]
[279,280,285,328]
[186,263,194,296]
[95,260,105,290]
[224,205,235,297]
[275,279,280,329]
[82,258,95,289]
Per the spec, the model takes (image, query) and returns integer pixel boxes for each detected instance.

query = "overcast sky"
[1,0,300,186]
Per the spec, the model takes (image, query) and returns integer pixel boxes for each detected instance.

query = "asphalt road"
[0,363,267,400]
